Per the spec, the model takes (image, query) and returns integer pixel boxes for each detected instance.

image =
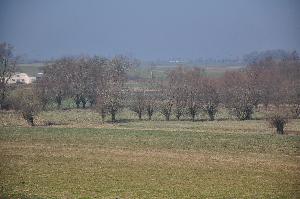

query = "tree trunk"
[166,106,172,121]
[75,95,81,108]
[190,108,196,122]
[138,112,142,120]
[89,99,95,107]
[244,112,251,120]
[81,96,86,108]
[82,99,86,108]
[28,116,35,126]
[57,100,61,109]
[147,106,153,120]
[56,92,62,109]
[276,123,284,134]
[206,105,216,121]
[147,110,152,120]
[191,114,195,122]
[101,108,106,121]
[111,111,116,122]
[176,110,181,120]
[0,85,7,110]
[245,106,253,120]
[208,111,215,121]
[166,114,170,121]
[57,98,61,109]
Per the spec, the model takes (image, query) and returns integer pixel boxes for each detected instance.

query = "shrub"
[203,103,218,121]
[233,103,254,121]
[267,111,289,134]
[9,87,42,126]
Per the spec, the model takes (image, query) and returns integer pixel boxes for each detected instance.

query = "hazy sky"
[0,0,299,60]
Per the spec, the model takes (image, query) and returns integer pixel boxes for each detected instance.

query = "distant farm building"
[7,73,36,84]
[36,72,43,81]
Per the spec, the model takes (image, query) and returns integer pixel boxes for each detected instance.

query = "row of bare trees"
[37,58,221,123]
[7,55,300,128]
[227,57,298,120]
[1,41,299,133]
[37,55,135,122]
[129,54,299,124]
[156,67,219,121]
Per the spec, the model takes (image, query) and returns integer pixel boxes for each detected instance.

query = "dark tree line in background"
[1,42,299,134]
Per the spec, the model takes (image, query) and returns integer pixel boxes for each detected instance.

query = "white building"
[7,73,35,84]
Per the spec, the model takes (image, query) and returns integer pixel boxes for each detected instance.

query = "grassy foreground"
[0,111,300,198]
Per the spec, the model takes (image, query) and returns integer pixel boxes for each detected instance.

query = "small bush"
[232,104,254,121]
[267,111,289,134]
[9,87,42,126]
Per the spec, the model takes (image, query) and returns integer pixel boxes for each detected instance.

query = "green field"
[16,62,241,79]
[0,110,300,198]
[16,63,45,77]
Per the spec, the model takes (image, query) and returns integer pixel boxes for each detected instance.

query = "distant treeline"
[16,49,300,68]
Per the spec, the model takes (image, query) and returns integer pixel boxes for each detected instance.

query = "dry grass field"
[0,110,299,198]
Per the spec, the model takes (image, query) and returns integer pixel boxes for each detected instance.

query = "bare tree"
[246,52,300,117]
[96,93,108,122]
[137,78,161,121]
[168,66,188,120]
[160,100,173,121]
[35,76,54,110]
[201,78,219,121]
[41,57,73,109]
[69,56,90,108]
[280,56,300,118]
[129,91,146,120]
[103,84,125,122]
[0,42,16,109]
[86,56,109,107]
[159,79,174,121]
[146,101,155,120]
[221,71,256,120]
[144,91,156,120]
[96,56,133,122]
[185,68,203,121]
[173,87,187,120]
